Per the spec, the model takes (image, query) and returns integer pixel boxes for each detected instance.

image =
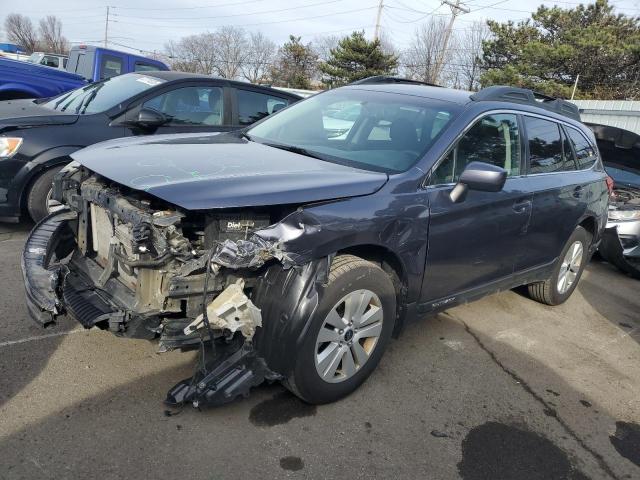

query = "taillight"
[605,176,615,196]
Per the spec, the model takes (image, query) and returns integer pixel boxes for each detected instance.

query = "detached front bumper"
[21,211,77,325]
[21,211,154,337]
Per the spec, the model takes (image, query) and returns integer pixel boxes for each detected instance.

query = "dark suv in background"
[22,78,608,408]
[0,71,300,222]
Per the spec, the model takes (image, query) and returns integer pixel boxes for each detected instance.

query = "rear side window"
[135,62,161,72]
[525,116,574,174]
[237,89,289,125]
[143,86,224,126]
[100,54,123,79]
[430,113,521,185]
[566,128,597,170]
[42,56,59,68]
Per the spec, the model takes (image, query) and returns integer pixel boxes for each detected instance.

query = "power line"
[111,0,345,21]
[109,5,379,29]
[110,0,269,11]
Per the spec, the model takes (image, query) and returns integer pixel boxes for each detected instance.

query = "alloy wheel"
[314,289,384,383]
[557,240,584,294]
[45,188,65,214]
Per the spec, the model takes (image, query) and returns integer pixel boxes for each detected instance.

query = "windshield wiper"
[263,142,325,160]
[77,88,100,114]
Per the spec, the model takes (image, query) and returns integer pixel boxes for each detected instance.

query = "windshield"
[43,74,166,114]
[247,88,461,173]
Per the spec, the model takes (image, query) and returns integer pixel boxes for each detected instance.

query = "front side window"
[143,86,224,126]
[237,89,289,125]
[430,113,521,185]
[566,128,597,170]
[247,89,461,173]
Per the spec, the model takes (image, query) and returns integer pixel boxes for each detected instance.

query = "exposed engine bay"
[23,164,335,408]
[610,185,640,212]
[54,171,291,346]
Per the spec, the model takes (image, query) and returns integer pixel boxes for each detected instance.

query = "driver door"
[420,113,533,304]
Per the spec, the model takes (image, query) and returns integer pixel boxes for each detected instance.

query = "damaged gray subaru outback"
[22,78,609,408]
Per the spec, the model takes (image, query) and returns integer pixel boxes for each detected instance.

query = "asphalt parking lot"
[0,221,639,480]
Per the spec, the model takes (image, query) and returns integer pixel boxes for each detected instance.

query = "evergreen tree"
[481,0,640,99]
[319,31,398,87]
[270,36,318,89]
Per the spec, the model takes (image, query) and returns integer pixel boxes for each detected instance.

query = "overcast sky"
[2,0,639,54]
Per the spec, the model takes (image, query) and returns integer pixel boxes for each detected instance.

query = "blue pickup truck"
[0,45,169,100]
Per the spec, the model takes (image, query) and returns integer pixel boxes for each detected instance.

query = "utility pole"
[104,6,110,48]
[571,74,580,100]
[433,0,469,83]
[374,0,384,41]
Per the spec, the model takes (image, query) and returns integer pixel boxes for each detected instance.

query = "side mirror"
[449,161,507,203]
[136,108,168,128]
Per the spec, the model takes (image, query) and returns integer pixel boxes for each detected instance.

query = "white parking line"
[0,328,85,348]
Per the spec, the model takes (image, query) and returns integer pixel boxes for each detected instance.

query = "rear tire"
[527,226,591,305]
[27,167,63,223]
[284,254,396,404]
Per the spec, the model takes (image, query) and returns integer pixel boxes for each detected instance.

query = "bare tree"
[456,21,489,91]
[241,31,276,83]
[313,35,339,63]
[4,13,39,53]
[212,26,248,79]
[38,15,69,54]
[378,30,400,59]
[164,33,217,74]
[403,18,450,85]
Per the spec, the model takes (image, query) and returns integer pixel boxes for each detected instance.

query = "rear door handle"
[573,186,584,198]
[513,199,532,214]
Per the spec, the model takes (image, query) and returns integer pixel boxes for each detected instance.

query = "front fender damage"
[158,210,332,409]
[23,200,334,408]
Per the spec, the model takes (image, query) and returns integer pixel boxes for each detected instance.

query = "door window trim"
[424,109,599,188]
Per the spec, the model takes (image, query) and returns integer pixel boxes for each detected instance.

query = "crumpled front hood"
[71,132,389,210]
[0,99,78,131]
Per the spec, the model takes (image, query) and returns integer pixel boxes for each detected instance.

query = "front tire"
[27,167,63,223]
[527,226,591,305]
[285,255,396,404]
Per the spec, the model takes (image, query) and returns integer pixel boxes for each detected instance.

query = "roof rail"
[350,76,441,87]
[470,85,580,121]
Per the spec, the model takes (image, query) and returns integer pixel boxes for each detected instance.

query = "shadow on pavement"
[578,259,640,344]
